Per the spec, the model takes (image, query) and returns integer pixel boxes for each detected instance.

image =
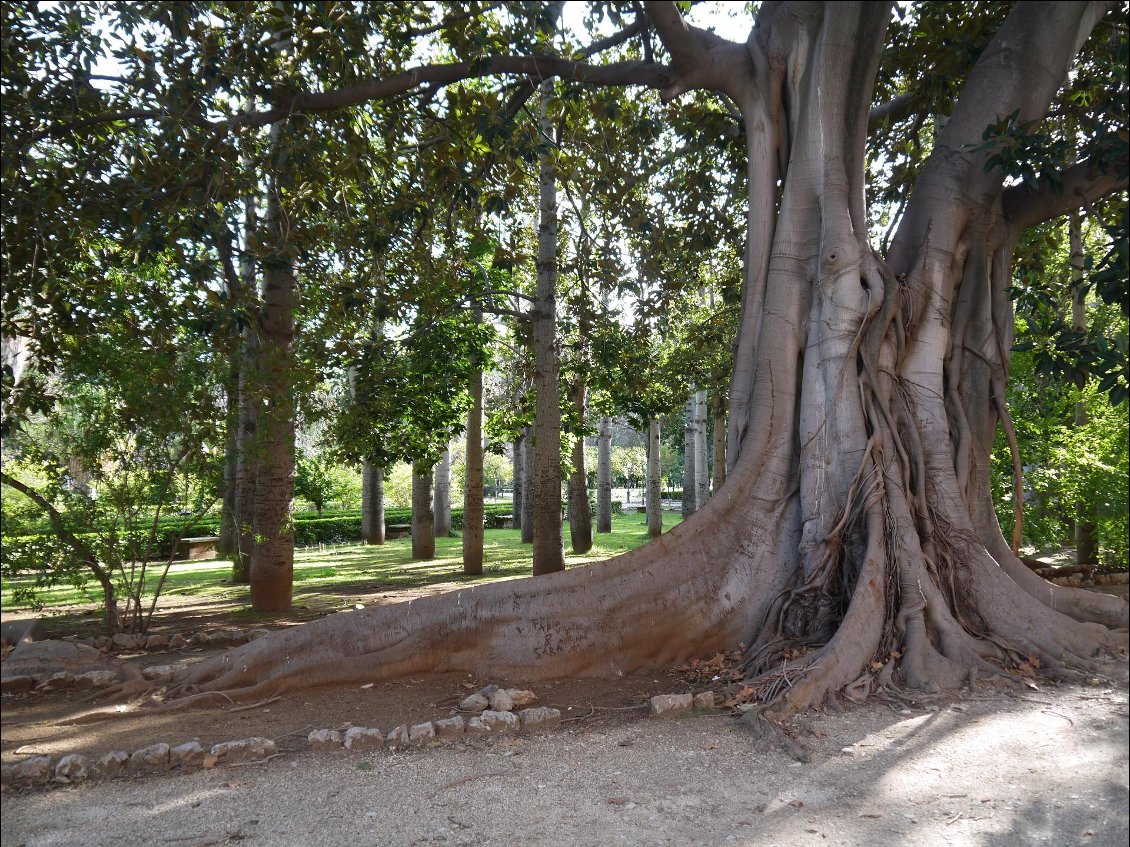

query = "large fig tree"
[11,1,1129,716]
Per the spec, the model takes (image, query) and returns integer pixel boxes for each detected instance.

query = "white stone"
[506,689,539,706]
[53,754,90,783]
[92,750,129,778]
[307,729,343,751]
[479,710,520,734]
[128,743,170,772]
[386,725,410,748]
[408,722,436,746]
[343,727,385,751]
[459,692,489,712]
[518,707,561,731]
[434,716,465,740]
[170,741,206,768]
[649,693,693,717]
[465,717,491,736]
[487,689,515,712]
[5,756,54,785]
[210,737,276,763]
[693,691,718,709]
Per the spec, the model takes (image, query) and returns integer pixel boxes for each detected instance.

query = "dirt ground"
[1,658,1127,847]
[2,567,1127,846]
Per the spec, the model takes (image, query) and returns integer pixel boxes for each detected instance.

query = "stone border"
[1,680,736,792]
[2,682,731,791]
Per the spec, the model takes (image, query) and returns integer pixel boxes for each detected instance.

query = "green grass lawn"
[1,511,682,614]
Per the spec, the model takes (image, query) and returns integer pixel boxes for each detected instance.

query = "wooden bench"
[176,536,221,561]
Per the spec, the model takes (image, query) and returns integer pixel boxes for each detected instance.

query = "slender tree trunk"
[217,355,239,557]
[567,379,593,554]
[434,447,452,539]
[512,434,524,534]
[232,326,258,585]
[596,415,613,533]
[361,461,385,545]
[464,344,485,575]
[646,418,663,538]
[230,186,260,584]
[411,462,435,561]
[694,389,709,507]
[1069,213,1097,565]
[247,254,297,612]
[711,391,727,493]
[531,80,565,576]
[682,393,697,517]
[520,434,534,544]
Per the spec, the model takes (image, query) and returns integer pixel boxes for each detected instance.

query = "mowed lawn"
[1,511,683,615]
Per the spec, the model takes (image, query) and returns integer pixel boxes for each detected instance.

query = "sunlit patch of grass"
[1,512,682,612]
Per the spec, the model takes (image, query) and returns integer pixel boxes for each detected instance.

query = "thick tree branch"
[235,56,667,130]
[641,0,747,100]
[30,53,668,146]
[868,91,916,130]
[1002,158,1128,231]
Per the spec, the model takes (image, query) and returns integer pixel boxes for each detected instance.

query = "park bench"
[176,536,221,561]
[385,524,411,540]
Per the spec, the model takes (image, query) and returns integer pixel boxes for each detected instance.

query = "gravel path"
[3,666,1127,847]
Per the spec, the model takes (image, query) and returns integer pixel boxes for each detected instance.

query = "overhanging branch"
[1002,158,1128,231]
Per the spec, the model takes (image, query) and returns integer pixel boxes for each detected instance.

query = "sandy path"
[3,661,1126,847]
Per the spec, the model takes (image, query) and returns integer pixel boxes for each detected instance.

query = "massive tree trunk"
[434,446,452,539]
[596,415,613,533]
[567,378,593,554]
[530,80,566,576]
[646,418,663,539]
[166,1,1125,715]
[361,461,385,546]
[464,345,485,575]
[411,462,435,561]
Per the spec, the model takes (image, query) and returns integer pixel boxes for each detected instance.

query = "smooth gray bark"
[512,434,524,534]
[646,419,663,538]
[434,447,452,539]
[520,434,534,544]
[596,415,613,533]
[531,80,565,576]
[464,349,485,575]
[567,381,592,554]
[411,462,435,561]
[682,394,696,517]
[694,389,709,508]
[361,461,385,545]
